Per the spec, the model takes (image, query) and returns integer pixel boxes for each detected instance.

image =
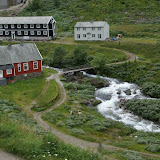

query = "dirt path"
[0,0,32,16]
[0,149,23,160]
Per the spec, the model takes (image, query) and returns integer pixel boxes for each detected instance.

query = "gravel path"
[0,149,23,160]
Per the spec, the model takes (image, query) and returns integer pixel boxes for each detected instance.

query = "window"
[17,31,21,35]
[98,27,101,30]
[43,31,48,35]
[24,24,28,28]
[83,27,86,31]
[37,31,41,35]
[5,31,9,35]
[30,31,34,35]
[77,28,80,31]
[43,24,47,28]
[77,34,80,39]
[92,34,95,37]
[92,27,95,31]
[18,64,21,72]
[0,31,3,35]
[24,31,28,35]
[23,63,29,71]
[33,61,38,69]
[17,24,21,28]
[0,24,2,28]
[4,24,8,28]
[11,24,15,28]
[30,24,34,28]
[36,24,40,28]
[98,34,101,39]
[6,69,12,75]
[83,34,86,38]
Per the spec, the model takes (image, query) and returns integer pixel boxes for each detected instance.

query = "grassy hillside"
[19,0,160,38]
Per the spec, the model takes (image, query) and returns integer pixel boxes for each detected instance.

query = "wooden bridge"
[61,67,93,75]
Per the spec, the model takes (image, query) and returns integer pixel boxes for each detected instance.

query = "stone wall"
[14,72,43,80]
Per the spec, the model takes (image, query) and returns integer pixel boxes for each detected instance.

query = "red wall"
[3,68,15,78]
[14,60,42,75]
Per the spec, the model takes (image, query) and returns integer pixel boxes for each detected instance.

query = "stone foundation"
[14,72,43,81]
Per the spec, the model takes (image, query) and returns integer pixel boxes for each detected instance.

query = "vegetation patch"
[0,100,102,160]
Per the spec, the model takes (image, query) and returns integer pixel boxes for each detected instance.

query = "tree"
[91,54,107,74]
[72,46,88,66]
[50,46,67,68]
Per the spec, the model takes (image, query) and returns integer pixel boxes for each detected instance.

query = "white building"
[74,21,109,41]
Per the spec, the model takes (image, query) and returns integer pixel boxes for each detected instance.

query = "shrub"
[142,82,160,98]
[146,144,160,153]
[122,151,143,160]
[71,128,86,135]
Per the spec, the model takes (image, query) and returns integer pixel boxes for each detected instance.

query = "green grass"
[19,0,160,39]
[36,79,58,106]
[0,68,57,107]
[0,101,102,160]
[36,42,127,63]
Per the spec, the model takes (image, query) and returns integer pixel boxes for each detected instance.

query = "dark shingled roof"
[0,43,43,65]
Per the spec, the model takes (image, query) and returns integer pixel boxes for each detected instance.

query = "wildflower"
[47,142,51,144]
[65,159,68,160]
[48,152,50,154]
[33,155,35,157]
[43,155,46,157]
[54,154,58,156]
[49,154,52,156]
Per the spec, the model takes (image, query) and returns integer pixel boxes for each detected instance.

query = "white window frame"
[83,27,86,31]
[6,69,12,75]
[77,27,80,31]
[17,24,21,28]
[36,24,40,28]
[24,24,28,28]
[98,34,101,39]
[18,64,21,72]
[92,27,95,31]
[43,24,47,28]
[0,24,2,28]
[23,63,29,71]
[77,34,80,39]
[30,31,34,35]
[98,27,101,30]
[92,34,95,37]
[43,31,47,35]
[5,31,9,35]
[33,61,38,69]
[30,24,34,28]
[4,24,8,28]
[11,24,15,28]
[17,31,22,35]
[24,31,28,35]
[0,31,3,35]
[37,31,41,35]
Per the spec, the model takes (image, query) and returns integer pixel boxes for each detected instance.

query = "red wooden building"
[0,43,43,85]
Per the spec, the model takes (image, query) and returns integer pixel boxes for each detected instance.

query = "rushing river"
[83,72,160,133]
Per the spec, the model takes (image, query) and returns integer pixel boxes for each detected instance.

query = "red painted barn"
[0,43,43,86]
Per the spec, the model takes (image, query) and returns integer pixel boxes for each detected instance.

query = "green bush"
[146,144,160,153]
[71,128,86,135]
[142,82,160,98]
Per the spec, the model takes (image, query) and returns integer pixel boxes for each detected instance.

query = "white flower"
[47,142,50,144]
[43,155,45,157]
[65,159,68,160]
[48,152,50,153]
[33,155,35,157]
[54,154,58,156]
[49,154,51,156]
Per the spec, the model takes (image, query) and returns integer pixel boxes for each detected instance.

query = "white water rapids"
[83,72,160,133]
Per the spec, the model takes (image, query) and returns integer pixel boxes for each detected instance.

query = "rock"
[117,90,121,95]
[119,99,126,109]
[124,89,131,95]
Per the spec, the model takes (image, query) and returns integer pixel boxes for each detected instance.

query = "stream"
[83,72,160,133]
